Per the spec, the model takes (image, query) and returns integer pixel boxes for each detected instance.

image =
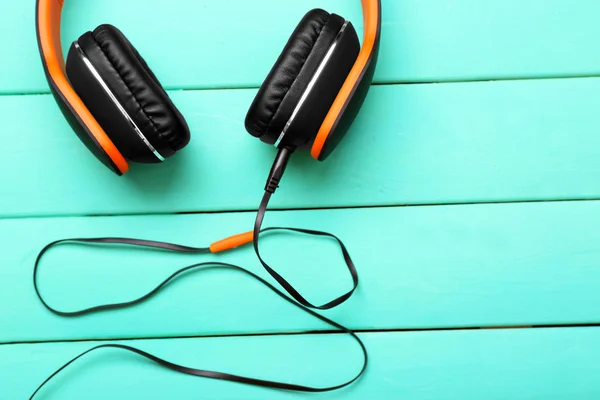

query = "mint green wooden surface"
[3,0,600,398]
[1,200,600,344]
[5,1,600,94]
[5,329,600,399]
[4,78,600,218]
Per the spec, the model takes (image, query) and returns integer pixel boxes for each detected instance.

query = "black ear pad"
[65,24,190,163]
[245,9,347,145]
[278,20,360,152]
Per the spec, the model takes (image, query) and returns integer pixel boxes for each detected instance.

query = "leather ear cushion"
[262,13,346,146]
[245,9,343,141]
[77,25,190,155]
[66,40,166,164]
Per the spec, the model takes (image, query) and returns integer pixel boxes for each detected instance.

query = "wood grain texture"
[3,201,600,343]
[3,78,600,218]
[5,0,600,94]
[5,328,600,399]
[4,2,600,397]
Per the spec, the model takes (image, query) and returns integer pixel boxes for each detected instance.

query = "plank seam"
[3,197,600,221]
[4,323,600,347]
[4,74,600,97]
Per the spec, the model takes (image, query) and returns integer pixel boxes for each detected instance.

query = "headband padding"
[75,25,190,154]
[245,9,345,143]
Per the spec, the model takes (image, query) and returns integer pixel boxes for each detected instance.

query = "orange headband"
[36,0,381,171]
[36,0,129,174]
[311,0,381,159]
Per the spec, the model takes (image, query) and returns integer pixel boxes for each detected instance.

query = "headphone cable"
[30,148,366,398]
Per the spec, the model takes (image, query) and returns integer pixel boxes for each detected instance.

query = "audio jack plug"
[264,147,293,194]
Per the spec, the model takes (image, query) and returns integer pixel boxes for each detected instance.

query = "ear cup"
[66,24,190,163]
[245,9,360,152]
[277,19,360,152]
[245,9,343,144]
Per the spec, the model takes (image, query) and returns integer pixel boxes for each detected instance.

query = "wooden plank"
[5,328,600,399]
[3,201,600,343]
[3,78,600,218]
[6,0,600,94]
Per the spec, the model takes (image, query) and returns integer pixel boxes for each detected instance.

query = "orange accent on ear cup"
[310,0,380,160]
[37,0,129,174]
[209,231,255,253]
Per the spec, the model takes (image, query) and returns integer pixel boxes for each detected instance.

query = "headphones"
[36,0,381,175]
[31,1,381,398]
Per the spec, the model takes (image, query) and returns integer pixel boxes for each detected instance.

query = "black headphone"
[37,0,381,174]
[31,1,382,398]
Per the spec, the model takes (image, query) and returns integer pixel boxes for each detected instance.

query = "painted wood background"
[2,0,600,398]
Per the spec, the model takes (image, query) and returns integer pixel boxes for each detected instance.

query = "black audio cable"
[30,148,366,399]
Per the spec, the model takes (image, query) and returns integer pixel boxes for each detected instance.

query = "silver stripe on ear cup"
[73,42,166,162]
[274,20,350,148]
